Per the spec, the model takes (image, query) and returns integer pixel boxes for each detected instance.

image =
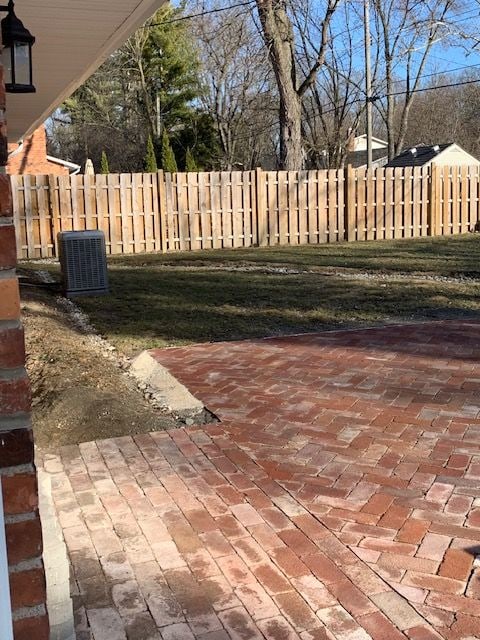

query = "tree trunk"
[385,57,395,160]
[279,86,302,169]
[256,0,303,170]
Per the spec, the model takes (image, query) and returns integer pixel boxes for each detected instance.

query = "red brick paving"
[44,321,480,639]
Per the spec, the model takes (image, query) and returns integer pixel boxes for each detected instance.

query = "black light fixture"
[0,0,35,93]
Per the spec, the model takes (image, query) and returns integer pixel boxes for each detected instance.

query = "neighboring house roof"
[353,134,388,150]
[46,155,81,174]
[386,144,451,168]
[347,148,388,168]
[7,125,81,175]
[386,143,480,168]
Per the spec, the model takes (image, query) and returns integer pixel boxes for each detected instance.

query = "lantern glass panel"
[0,45,12,85]
[13,42,30,85]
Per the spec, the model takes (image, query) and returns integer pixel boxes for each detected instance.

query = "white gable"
[353,135,388,152]
[430,144,480,167]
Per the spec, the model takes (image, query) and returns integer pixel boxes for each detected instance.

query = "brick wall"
[0,68,49,639]
[7,125,69,176]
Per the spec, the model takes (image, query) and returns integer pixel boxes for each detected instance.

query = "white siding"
[431,147,480,167]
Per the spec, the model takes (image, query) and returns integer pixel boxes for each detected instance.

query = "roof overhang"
[6,0,166,141]
[46,155,81,172]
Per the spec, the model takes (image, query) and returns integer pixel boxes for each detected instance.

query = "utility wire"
[137,0,480,143]
[391,60,480,86]
[306,77,480,124]
[374,75,480,100]
[144,0,255,27]
[231,75,480,143]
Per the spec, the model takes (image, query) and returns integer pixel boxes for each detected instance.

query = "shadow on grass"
[109,234,480,278]
[74,265,480,356]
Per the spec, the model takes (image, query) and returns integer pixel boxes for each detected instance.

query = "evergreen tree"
[50,4,217,172]
[185,147,198,172]
[173,111,220,171]
[144,134,158,172]
[160,130,178,172]
[100,150,109,174]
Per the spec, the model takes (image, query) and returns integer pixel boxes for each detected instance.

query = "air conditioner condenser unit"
[58,230,109,297]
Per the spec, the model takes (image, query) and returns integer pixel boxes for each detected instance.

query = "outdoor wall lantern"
[0,0,35,93]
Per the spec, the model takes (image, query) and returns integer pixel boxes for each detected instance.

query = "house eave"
[7,0,167,142]
[46,155,81,172]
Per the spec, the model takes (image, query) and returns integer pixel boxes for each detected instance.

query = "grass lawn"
[26,234,480,356]
[108,233,480,276]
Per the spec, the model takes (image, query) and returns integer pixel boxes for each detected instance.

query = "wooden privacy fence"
[11,165,480,259]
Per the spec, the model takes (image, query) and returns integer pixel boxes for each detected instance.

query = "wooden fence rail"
[11,165,480,260]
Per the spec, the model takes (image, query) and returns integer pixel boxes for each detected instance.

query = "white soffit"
[7,0,167,141]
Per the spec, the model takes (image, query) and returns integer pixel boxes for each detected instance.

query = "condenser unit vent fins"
[58,230,109,297]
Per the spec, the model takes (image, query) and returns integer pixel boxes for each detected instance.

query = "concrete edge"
[38,468,76,640]
[130,350,206,421]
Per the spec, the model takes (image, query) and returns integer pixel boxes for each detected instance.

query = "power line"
[230,75,480,143]
[392,61,480,86]
[398,7,480,33]
[313,77,480,121]
[142,1,480,33]
[311,76,480,123]
[375,75,480,100]
[138,1,480,145]
[144,0,255,28]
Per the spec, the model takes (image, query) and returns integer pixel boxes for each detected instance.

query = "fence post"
[428,165,440,236]
[157,170,167,253]
[10,175,22,259]
[256,167,268,246]
[344,164,355,241]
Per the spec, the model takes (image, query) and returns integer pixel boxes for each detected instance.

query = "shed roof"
[385,144,452,168]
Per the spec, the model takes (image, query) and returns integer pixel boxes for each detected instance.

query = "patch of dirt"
[21,283,183,451]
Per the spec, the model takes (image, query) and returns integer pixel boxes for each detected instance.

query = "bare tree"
[254,0,340,169]
[400,71,480,156]
[296,2,370,167]
[192,4,275,168]
[372,0,471,158]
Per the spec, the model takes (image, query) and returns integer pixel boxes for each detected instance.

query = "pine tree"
[100,150,109,174]
[160,129,178,173]
[185,147,198,172]
[51,4,219,171]
[144,134,158,172]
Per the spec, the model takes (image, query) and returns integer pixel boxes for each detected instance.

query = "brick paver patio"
[44,320,480,640]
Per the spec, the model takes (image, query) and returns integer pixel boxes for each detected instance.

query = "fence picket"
[23,175,36,258]
[278,171,288,245]
[256,168,267,246]
[393,169,403,237]
[469,166,478,230]
[403,167,412,238]
[83,174,93,231]
[420,167,429,236]
[210,172,221,250]
[315,170,325,243]
[384,168,393,240]
[357,169,367,241]
[36,175,50,257]
[267,171,278,245]
[451,166,459,235]
[365,169,377,240]
[10,166,480,259]
[11,176,23,258]
[231,171,243,248]
[443,167,451,235]
[243,171,252,247]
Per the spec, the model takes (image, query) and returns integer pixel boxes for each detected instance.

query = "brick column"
[0,68,49,639]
